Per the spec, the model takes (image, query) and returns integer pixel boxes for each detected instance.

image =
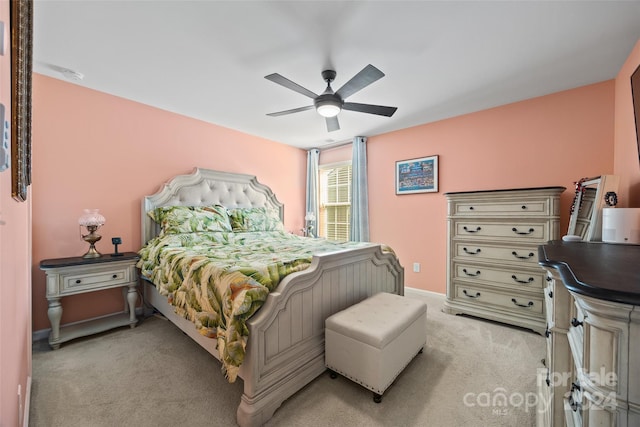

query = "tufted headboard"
[141,168,284,246]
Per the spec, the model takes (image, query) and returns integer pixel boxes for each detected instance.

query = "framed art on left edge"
[395,155,439,195]
[10,0,33,202]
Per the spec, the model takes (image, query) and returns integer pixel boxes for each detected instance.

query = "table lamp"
[79,209,106,258]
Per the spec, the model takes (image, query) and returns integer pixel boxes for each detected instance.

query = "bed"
[138,168,404,427]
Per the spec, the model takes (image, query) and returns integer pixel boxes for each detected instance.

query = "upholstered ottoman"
[325,292,427,402]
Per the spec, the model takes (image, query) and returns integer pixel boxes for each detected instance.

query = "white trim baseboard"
[22,376,31,427]
[32,328,48,343]
[405,286,445,300]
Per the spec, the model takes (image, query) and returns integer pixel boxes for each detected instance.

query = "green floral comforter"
[137,231,380,382]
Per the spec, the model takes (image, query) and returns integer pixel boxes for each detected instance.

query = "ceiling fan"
[265,64,397,132]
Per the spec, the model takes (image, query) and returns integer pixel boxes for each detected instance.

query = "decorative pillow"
[149,205,232,234]
[228,207,284,232]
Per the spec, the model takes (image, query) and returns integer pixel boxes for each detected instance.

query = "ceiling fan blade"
[343,102,397,117]
[326,116,340,132]
[265,73,318,99]
[266,105,314,117]
[335,64,385,99]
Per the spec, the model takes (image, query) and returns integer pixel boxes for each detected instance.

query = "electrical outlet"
[413,262,420,273]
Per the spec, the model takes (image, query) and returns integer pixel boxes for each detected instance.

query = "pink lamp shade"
[78,209,106,227]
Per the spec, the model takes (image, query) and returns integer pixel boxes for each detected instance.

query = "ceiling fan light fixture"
[316,103,341,117]
[314,94,342,118]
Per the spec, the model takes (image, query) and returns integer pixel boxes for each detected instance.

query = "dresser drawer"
[450,198,552,217]
[453,221,550,242]
[453,261,546,289]
[453,242,539,265]
[452,282,544,315]
[61,266,133,294]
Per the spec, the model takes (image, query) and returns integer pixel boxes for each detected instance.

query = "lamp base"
[82,244,102,259]
[82,228,102,258]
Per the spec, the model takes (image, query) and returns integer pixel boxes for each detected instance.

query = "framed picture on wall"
[10,0,33,202]
[395,155,439,195]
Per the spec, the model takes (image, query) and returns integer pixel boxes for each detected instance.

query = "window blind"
[320,164,352,241]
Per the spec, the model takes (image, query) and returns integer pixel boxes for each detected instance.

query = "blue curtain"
[305,149,320,237]
[350,136,369,242]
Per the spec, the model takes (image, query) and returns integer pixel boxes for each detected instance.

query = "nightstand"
[39,252,140,349]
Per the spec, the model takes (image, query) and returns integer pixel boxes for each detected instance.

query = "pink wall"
[30,75,618,332]
[614,39,640,205]
[0,1,32,424]
[319,82,615,294]
[31,74,307,331]
[367,81,615,293]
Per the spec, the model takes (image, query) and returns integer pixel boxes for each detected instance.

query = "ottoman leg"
[373,392,382,403]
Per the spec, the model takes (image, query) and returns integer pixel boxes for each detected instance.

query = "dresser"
[538,241,640,427]
[443,187,565,334]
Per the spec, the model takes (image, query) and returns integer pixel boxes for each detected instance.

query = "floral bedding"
[137,227,387,383]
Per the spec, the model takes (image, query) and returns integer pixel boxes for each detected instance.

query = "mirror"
[567,175,620,241]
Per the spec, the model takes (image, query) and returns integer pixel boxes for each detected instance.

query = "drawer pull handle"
[569,396,580,412]
[548,291,553,298]
[463,226,482,233]
[512,227,535,235]
[463,290,481,299]
[571,318,583,327]
[511,275,534,284]
[511,298,534,308]
[511,251,534,260]
[521,205,527,210]
[75,279,82,284]
[463,247,481,255]
[462,269,481,277]
[468,206,474,210]
[112,274,118,279]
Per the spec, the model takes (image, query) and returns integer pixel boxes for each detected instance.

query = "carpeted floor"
[30,291,545,426]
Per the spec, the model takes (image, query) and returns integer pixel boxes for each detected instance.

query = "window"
[319,162,352,241]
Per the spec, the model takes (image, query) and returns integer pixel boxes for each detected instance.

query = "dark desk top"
[445,186,566,196]
[538,241,640,305]
[40,252,140,269]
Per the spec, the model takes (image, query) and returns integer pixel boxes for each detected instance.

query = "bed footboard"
[236,244,404,427]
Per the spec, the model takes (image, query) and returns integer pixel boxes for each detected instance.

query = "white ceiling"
[32,1,640,149]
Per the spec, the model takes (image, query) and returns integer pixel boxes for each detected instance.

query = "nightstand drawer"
[62,267,132,293]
